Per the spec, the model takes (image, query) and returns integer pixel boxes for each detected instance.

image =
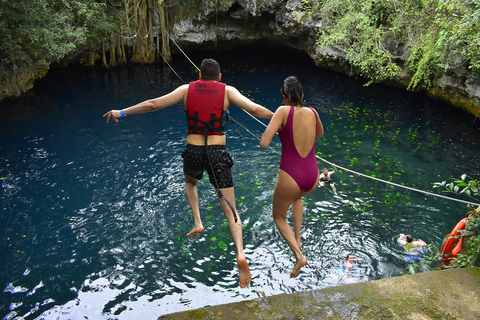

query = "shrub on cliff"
[310,0,480,89]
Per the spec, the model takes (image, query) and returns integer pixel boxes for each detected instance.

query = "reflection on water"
[1,46,479,319]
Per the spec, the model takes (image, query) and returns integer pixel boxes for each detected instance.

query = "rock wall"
[167,0,480,116]
[0,60,50,102]
[1,0,479,117]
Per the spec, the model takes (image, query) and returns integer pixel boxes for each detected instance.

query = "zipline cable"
[168,33,201,72]
[236,108,480,207]
[319,159,480,206]
[166,32,480,207]
[157,48,185,83]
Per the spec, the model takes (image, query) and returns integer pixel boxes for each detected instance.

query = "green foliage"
[404,0,480,89]
[451,216,480,268]
[435,0,480,72]
[433,174,480,201]
[1,0,479,90]
[305,0,480,89]
[0,0,121,69]
[316,0,400,84]
[433,174,480,268]
[181,0,230,12]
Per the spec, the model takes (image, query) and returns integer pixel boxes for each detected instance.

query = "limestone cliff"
[167,0,480,116]
[0,61,50,102]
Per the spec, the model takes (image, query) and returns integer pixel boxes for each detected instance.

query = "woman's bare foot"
[296,238,302,249]
[290,256,307,278]
[237,257,251,288]
[186,225,204,238]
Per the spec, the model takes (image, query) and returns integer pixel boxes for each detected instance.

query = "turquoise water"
[1,46,479,319]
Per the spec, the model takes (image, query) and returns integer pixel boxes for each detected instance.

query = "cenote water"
[1,45,479,319]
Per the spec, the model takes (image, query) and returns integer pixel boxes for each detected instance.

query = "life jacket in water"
[186,80,228,135]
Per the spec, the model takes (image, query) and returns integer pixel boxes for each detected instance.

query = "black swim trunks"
[320,177,333,185]
[181,144,234,189]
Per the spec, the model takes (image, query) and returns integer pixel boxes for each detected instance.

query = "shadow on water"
[1,44,479,319]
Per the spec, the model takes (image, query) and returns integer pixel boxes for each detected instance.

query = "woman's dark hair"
[200,59,220,80]
[281,76,305,107]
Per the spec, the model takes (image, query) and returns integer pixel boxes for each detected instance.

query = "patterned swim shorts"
[181,144,234,189]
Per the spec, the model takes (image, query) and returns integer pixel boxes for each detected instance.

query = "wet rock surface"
[158,267,480,320]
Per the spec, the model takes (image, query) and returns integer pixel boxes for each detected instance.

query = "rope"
[168,33,200,72]
[235,108,480,207]
[157,31,480,208]
[157,48,185,83]
[325,162,479,206]
[229,117,278,155]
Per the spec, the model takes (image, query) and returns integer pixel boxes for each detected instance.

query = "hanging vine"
[158,0,172,61]
[109,33,117,67]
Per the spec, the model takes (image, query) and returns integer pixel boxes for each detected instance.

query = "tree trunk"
[109,33,117,67]
[131,0,144,63]
[159,0,171,62]
[147,0,155,62]
[118,35,127,65]
[215,0,218,49]
[131,0,155,64]
[124,0,133,60]
[101,38,108,68]
[87,41,96,67]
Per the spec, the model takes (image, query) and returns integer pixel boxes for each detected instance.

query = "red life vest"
[186,80,228,135]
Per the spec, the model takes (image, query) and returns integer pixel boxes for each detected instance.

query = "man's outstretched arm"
[103,85,188,123]
[226,86,273,119]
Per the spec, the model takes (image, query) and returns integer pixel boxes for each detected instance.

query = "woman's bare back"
[291,107,318,157]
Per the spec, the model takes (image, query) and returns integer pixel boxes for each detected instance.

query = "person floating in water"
[319,165,338,194]
[397,233,429,274]
[103,58,273,288]
[337,253,358,284]
[260,76,324,278]
[338,253,356,276]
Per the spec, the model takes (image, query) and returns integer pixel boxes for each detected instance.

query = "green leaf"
[218,241,227,250]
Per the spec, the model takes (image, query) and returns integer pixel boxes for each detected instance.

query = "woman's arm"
[313,109,324,138]
[259,106,287,149]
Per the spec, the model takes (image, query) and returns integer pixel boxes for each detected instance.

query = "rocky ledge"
[158,267,480,319]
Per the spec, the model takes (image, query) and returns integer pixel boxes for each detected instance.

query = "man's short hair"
[406,234,413,243]
[200,59,220,80]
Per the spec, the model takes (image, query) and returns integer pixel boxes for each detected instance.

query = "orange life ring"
[439,218,467,266]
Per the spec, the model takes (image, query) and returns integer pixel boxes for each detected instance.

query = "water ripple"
[1,51,478,319]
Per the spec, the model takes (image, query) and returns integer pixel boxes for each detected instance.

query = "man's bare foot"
[290,256,307,278]
[186,226,204,238]
[237,257,251,288]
